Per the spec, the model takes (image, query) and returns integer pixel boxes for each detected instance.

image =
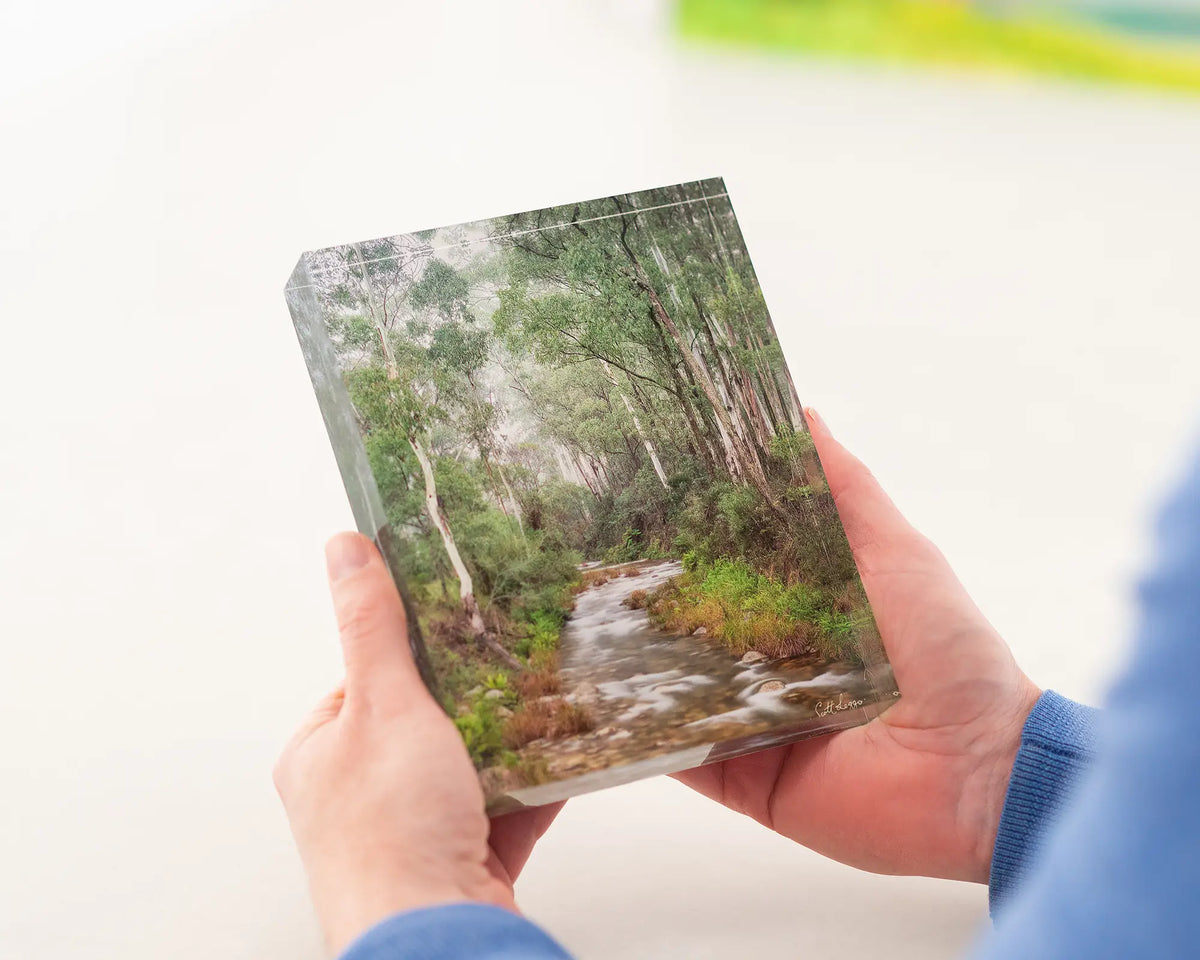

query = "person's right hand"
[675,408,1042,883]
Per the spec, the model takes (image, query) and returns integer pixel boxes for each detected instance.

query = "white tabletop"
[3,2,1199,957]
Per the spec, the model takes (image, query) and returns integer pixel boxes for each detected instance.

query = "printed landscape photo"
[287,179,897,809]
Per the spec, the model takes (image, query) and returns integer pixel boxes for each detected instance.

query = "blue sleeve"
[339,903,574,960]
[987,690,1099,915]
[972,442,1200,959]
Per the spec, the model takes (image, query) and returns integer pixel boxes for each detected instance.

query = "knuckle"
[833,459,878,504]
[335,587,385,640]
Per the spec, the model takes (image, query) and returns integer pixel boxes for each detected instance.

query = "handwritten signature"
[815,693,867,718]
[815,690,901,717]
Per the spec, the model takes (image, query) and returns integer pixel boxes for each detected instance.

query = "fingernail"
[804,406,824,431]
[325,534,372,582]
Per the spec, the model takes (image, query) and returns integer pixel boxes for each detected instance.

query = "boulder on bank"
[692,626,708,636]
[740,650,768,665]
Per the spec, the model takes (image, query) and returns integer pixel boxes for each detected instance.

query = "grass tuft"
[647,557,878,663]
[517,657,564,698]
[623,589,649,610]
[504,698,594,748]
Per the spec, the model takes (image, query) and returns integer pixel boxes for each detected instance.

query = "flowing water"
[532,559,896,781]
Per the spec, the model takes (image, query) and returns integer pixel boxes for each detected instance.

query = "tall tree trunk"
[747,326,795,432]
[553,446,573,484]
[776,361,805,429]
[352,242,399,380]
[479,452,511,519]
[645,304,717,472]
[694,293,772,472]
[598,454,615,491]
[495,461,525,537]
[584,454,608,494]
[674,380,716,471]
[409,433,521,670]
[602,361,669,489]
[678,349,729,474]
[736,360,774,454]
[720,318,775,453]
[751,366,780,438]
[572,450,600,500]
[753,355,788,435]
[633,263,778,508]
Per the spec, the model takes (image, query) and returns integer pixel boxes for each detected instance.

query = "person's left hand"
[274,532,561,957]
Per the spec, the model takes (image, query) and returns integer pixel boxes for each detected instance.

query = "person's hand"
[676,408,1041,883]
[273,533,561,956]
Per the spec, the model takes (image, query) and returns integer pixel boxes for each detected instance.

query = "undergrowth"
[647,556,880,663]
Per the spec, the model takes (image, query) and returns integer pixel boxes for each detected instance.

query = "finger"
[669,765,722,803]
[488,802,565,884]
[803,409,992,690]
[292,684,346,745]
[325,532,425,709]
[670,744,795,823]
[803,407,925,565]
[274,684,345,795]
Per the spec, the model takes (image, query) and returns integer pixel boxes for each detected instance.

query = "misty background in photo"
[288,179,895,803]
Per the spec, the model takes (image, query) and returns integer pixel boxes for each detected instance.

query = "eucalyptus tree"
[490,186,784,510]
[318,244,522,670]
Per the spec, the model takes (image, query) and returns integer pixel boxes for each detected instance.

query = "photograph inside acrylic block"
[286,178,898,810]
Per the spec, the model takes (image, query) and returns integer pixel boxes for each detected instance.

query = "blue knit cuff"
[988,690,1099,918]
[339,903,574,960]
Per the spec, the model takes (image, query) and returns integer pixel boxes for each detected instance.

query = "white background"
[3,2,1199,957]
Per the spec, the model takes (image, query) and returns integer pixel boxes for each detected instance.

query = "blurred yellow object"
[677,0,1200,93]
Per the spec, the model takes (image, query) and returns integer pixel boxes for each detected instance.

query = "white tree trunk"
[409,435,482,621]
[496,462,525,537]
[352,242,399,379]
[602,361,669,489]
[553,445,575,484]
[409,434,522,670]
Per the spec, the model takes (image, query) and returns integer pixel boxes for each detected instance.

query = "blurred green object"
[676,0,1200,92]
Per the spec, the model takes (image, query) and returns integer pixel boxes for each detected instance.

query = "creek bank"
[506,559,893,783]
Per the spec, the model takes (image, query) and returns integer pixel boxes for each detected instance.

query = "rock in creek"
[585,726,632,741]
[692,626,709,636]
[740,650,768,664]
[759,680,786,693]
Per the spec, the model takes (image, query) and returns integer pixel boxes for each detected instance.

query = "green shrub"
[454,699,507,767]
[601,527,643,565]
[647,555,876,665]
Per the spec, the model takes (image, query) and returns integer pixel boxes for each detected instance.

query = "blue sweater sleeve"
[987,690,1099,916]
[339,904,573,960]
[972,441,1200,959]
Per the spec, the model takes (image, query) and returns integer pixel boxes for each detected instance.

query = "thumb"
[803,407,924,569]
[325,532,425,711]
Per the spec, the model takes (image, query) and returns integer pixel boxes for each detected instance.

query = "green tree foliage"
[310,183,874,716]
